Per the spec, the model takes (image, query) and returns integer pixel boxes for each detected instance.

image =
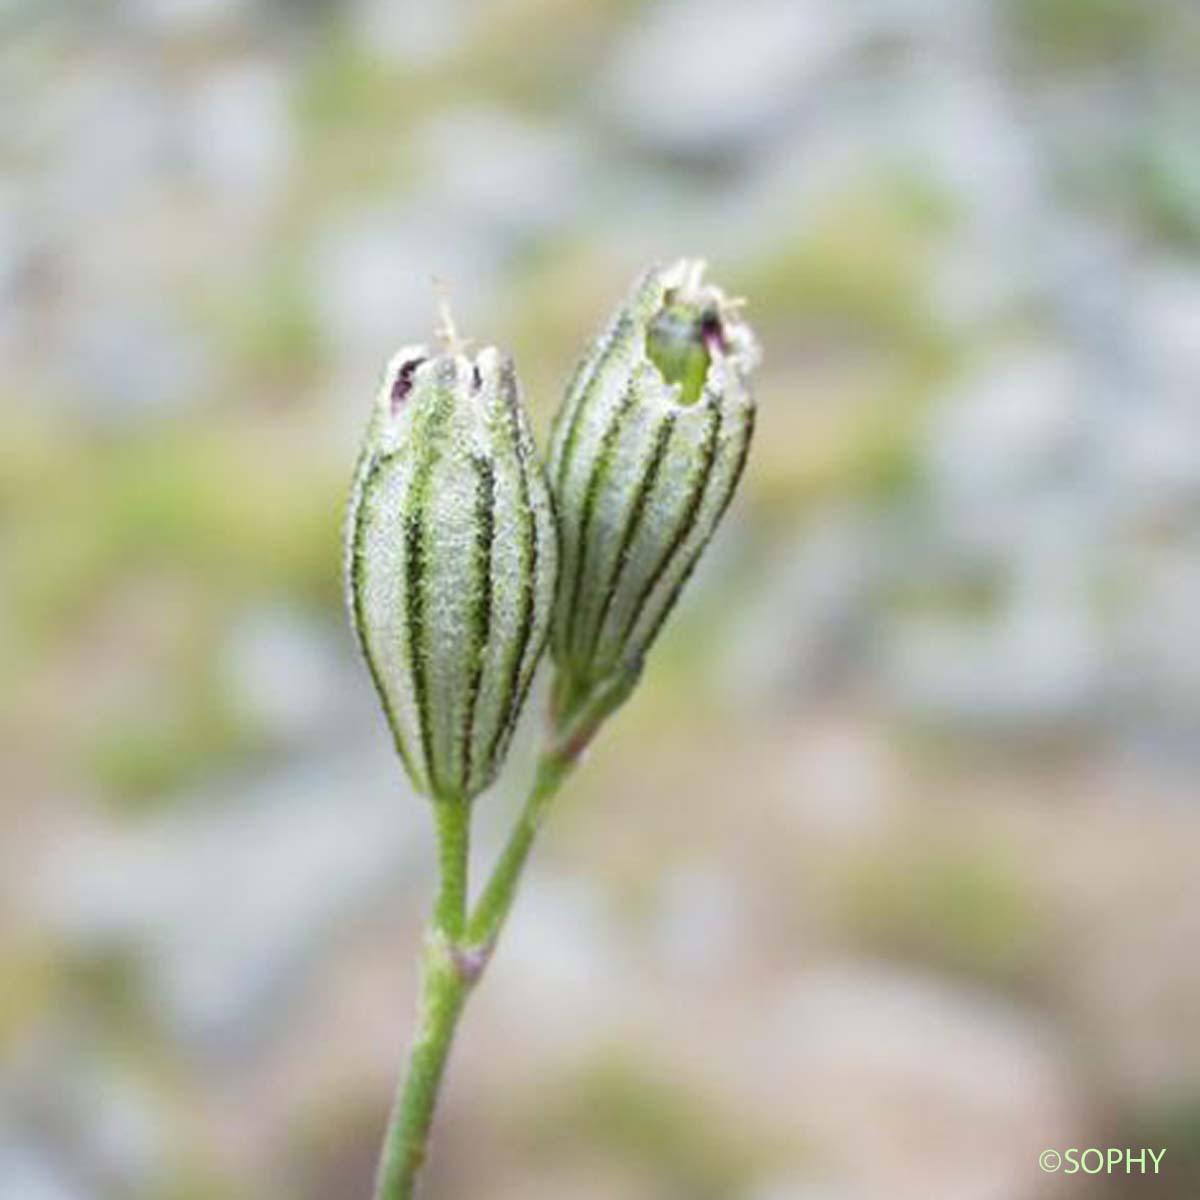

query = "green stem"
[466,747,573,950]
[432,799,469,940]
[466,666,638,961]
[372,667,637,1199]
[372,801,470,1200]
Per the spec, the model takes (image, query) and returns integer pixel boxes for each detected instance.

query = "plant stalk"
[372,800,471,1200]
[371,669,636,1200]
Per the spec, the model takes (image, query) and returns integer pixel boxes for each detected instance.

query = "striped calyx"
[548,260,759,705]
[345,340,557,803]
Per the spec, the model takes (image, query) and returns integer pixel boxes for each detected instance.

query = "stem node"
[373,676,629,1199]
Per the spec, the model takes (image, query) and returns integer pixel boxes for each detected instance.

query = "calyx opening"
[646,300,724,406]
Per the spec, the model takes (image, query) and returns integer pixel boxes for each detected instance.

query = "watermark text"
[1039,1148,1165,1175]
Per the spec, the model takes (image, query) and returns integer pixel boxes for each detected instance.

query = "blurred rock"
[72,1069,164,1195]
[351,0,472,67]
[0,186,38,356]
[742,1179,858,1200]
[651,863,746,977]
[312,208,500,365]
[0,1138,86,1200]
[221,606,353,746]
[883,581,1106,736]
[55,301,210,425]
[185,61,293,214]
[769,962,1077,1200]
[488,873,626,1042]
[1115,551,1200,753]
[37,64,176,223]
[35,741,425,1051]
[1108,266,1200,519]
[3,1060,168,1200]
[890,62,1040,236]
[879,331,1200,743]
[781,723,898,839]
[601,0,854,157]
[725,511,880,706]
[924,350,1089,538]
[488,1165,647,1200]
[1110,397,1200,523]
[127,0,250,36]
[414,107,591,240]
[1128,267,1200,400]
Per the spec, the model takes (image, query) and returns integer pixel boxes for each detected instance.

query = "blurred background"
[3,0,1200,1197]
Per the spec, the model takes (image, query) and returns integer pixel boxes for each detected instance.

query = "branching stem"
[371,668,636,1200]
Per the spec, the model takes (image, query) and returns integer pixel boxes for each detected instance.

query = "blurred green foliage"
[4,413,344,805]
[206,260,325,389]
[1006,0,1168,66]
[7,421,342,636]
[521,1052,789,1199]
[838,842,1048,987]
[83,684,247,810]
[741,174,954,363]
[1104,1095,1200,1197]
[1130,135,1200,250]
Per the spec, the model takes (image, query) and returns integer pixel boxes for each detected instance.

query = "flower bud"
[346,337,558,802]
[548,260,759,700]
